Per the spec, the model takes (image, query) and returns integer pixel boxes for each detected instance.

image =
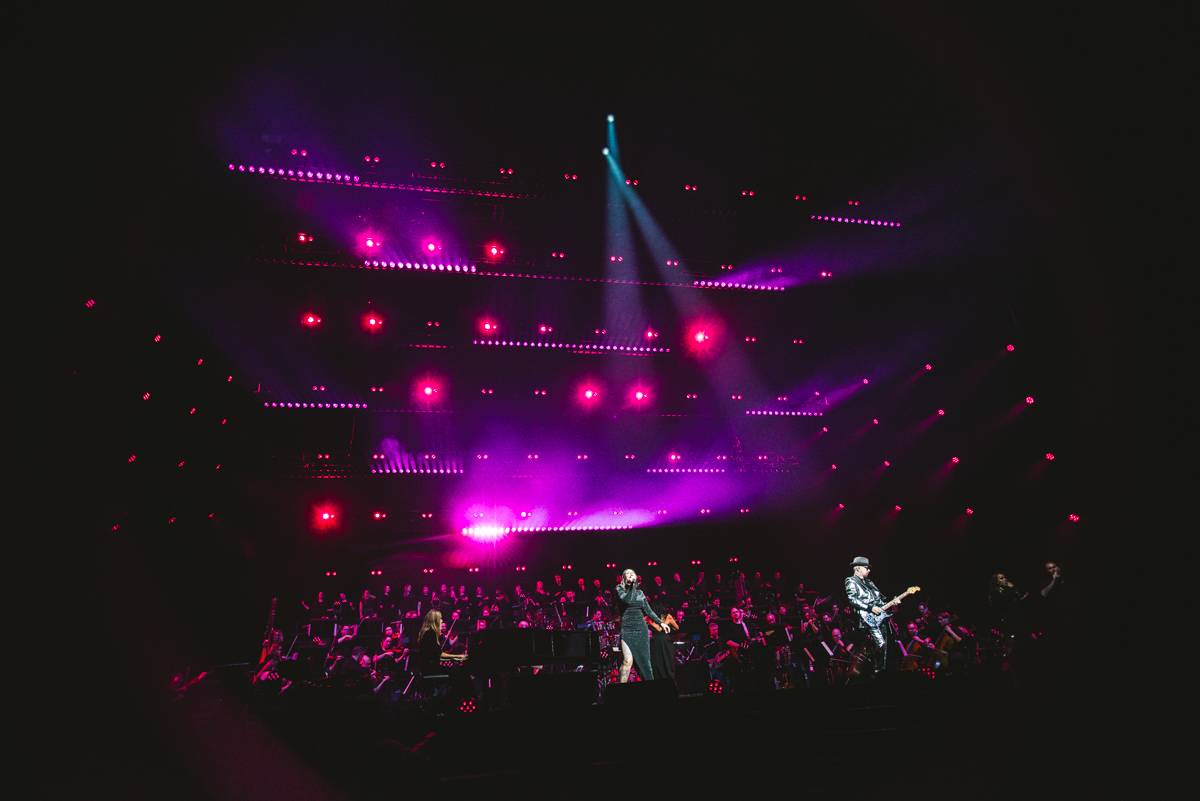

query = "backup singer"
[615,569,665,682]
[844,556,896,674]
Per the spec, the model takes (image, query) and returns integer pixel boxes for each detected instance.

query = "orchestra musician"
[648,601,680,684]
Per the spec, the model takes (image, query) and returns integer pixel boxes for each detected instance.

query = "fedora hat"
[849,556,871,569]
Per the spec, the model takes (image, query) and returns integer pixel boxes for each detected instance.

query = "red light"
[937,409,945,416]
[142,392,151,400]
[364,314,383,329]
[364,237,377,248]
[965,507,975,516]
[634,391,646,401]
[583,388,596,400]
[1006,344,1016,352]
[302,312,321,328]
[479,318,499,336]
[1067,513,1080,523]
[1025,396,1035,405]
[951,456,960,464]
[423,386,434,396]
[694,331,707,343]
[837,502,845,510]
[1045,452,1055,461]
[924,363,933,371]
[883,460,891,468]
[485,242,505,259]
[894,505,902,512]
[297,232,312,243]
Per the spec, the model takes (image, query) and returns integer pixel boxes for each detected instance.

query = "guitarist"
[844,556,899,674]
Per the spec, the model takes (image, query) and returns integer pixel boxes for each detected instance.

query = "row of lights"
[288,257,782,293]
[264,402,368,409]
[229,162,531,199]
[809,214,902,228]
[473,339,671,354]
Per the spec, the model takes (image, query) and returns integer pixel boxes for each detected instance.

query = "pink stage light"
[925,363,933,371]
[479,318,499,336]
[373,511,387,520]
[810,214,902,228]
[1068,513,1080,523]
[537,324,553,334]
[485,242,505,259]
[363,313,383,331]
[297,232,313,243]
[583,388,596,400]
[1025,396,1035,405]
[1006,344,1016,352]
[965,507,975,516]
[937,409,946,416]
[364,236,379,249]
[1045,452,1056,461]
[894,505,903,512]
[951,456,960,464]
[302,312,321,328]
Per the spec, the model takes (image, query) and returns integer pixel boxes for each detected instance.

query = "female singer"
[648,601,679,684]
[615,568,665,682]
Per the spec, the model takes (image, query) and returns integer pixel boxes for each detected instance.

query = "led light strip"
[263,402,368,409]
[645,468,727,474]
[691,280,785,292]
[473,339,670,354]
[462,524,637,536]
[272,258,783,293]
[745,410,825,416]
[809,214,902,228]
[370,466,464,475]
[227,163,533,199]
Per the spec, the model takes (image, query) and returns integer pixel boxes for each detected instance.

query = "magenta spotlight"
[950,456,960,464]
[485,242,505,259]
[297,232,313,243]
[1006,343,1016,352]
[925,363,933,371]
[937,409,945,416]
[537,324,553,335]
[1025,396,1035,405]
[583,388,596,399]
[301,312,322,328]
[364,236,379,249]
[478,318,499,336]
[362,312,383,331]
[893,505,902,512]
[1045,452,1056,461]
[414,377,442,403]
[965,507,975,516]
[1067,513,1080,523]
[645,327,660,340]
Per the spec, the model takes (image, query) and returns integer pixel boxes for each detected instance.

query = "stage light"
[302,312,321,328]
[485,242,505,259]
[583,388,596,400]
[894,505,902,512]
[831,464,838,470]
[1025,396,1035,405]
[965,507,975,516]
[537,324,553,334]
[862,378,870,384]
[423,386,434,396]
[883,460,891,468]
[1068,513,1080,523]
[1045,452,1055,461]
[937,409,945,416]
[810,214,903,228]
[363,313,383,331]
[645,327,659,340]
[85,299,96,309]
[297,232,313,243]
[373,511,387,520]
[1006,344,1016,352]
[668,452,681,462]
[602,147,610,156]
[872,418,879,425]
[479,318,499,335]
[950,456,960,464]
[694,331,708,343]
[142,392,151,401]
[837,503,845,510]
[364,236,379,249]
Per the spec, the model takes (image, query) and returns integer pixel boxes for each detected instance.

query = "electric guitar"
[858,586,921,628]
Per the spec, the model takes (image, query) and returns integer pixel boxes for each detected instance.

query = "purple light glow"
[264,402,367,409]
[745,410,824,416]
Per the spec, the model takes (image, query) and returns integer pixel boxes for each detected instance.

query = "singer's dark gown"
[615,583,662,680]
[649,622,677,683]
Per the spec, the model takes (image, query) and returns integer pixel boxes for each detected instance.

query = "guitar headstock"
[906,586,921,595]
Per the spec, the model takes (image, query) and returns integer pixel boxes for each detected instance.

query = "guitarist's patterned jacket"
[844,575,886,621]
[844,575,889,670]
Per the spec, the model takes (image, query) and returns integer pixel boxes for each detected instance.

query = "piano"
[468,628,602,674]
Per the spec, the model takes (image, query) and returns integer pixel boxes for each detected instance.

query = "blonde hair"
[417,610,444,646]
